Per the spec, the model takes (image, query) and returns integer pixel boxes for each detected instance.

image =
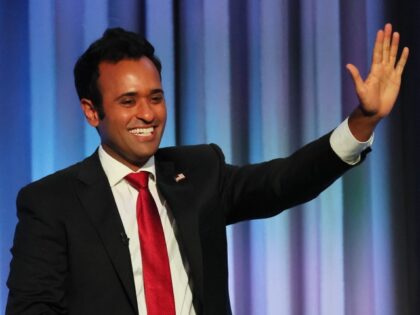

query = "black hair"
[73,27,162,119]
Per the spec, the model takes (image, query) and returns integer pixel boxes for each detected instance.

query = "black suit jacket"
[6,134,356,314]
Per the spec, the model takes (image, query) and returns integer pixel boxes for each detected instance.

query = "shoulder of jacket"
[18,156,90,196]
[156,143,224,160]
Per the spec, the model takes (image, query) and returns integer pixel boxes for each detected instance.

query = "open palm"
[346,24,409,119]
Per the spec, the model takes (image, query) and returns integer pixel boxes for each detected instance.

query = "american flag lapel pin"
[174,173,186,183]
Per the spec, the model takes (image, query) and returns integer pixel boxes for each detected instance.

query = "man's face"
[81,57,167,170]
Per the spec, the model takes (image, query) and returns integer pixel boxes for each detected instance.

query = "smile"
[128,127,154,137]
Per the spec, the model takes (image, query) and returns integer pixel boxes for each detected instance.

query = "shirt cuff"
[330,117,374,165]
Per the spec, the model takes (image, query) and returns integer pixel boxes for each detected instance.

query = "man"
[6,24,408,314]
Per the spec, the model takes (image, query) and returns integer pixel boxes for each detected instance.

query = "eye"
[150,94,164,104]
[120,98,136,106]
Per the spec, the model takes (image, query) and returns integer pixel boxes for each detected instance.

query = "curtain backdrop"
[1,1,419,314]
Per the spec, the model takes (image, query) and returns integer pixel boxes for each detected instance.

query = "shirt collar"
[98,145,156,187]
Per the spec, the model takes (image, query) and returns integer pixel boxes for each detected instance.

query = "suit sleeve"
[6,186,68,315]
[216,133,364,224]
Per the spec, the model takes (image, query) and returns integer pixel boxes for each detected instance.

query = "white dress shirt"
[98,118,372,314]
[98,149,196,315]
[330,117,373,164]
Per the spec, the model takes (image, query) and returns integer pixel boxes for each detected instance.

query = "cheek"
[157,106,167,122]
[99,116,127,138]
[107,110,133,127]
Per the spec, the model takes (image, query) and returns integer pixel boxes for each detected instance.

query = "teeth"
[129,127,154,136]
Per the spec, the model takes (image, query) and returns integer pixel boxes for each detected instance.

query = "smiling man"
[6,26,408,315]
[81,57,167,170]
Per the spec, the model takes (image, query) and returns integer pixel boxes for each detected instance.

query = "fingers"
[378,23,408,70]
[372,29,384,64]
[389,32,400,66]
[382,23,392,62]
[383,23,409,75]
[396,47,409,75]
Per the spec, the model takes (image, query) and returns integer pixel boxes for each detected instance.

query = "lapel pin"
[174,173,186,182]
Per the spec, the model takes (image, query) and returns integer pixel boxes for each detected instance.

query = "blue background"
[1,0,419,314]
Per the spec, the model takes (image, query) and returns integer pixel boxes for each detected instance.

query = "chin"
[134,148,158,161]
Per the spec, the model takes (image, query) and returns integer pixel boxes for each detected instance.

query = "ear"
[81,99,100,127]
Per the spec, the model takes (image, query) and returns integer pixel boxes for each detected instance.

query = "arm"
[6,187,68,315]
[219,134,352,224]
[346,23,409,141]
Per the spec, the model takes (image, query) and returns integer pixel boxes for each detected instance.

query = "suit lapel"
[74,152,138,313]
[155,159,204,310]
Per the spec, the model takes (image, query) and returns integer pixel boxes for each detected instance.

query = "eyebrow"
[114,89,164,102]
[150,88,164,95]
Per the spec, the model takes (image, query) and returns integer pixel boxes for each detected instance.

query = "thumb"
[346,64,366,97]
[346,64,364,87]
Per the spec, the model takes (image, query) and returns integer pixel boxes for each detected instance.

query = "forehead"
[97,57,161,94]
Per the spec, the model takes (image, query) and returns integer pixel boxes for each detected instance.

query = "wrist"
[348,106,381,141]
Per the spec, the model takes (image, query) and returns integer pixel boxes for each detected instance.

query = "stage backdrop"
[1,0,419,314]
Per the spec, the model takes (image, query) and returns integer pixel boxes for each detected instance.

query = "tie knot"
[125,171,149,190]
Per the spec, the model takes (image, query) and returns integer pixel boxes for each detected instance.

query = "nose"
[135,100,155,123]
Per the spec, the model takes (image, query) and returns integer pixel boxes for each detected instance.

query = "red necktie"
[125,172,175,315]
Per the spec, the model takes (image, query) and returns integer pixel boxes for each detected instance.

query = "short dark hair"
[73,27,162,118]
